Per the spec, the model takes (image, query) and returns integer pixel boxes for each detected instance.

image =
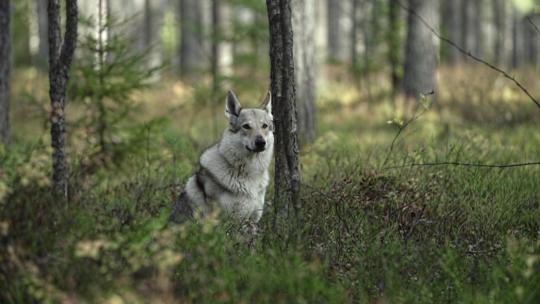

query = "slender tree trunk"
[351,0,359,69]
[402,0,439,100]
[442,0,461,64]
[0,0,10,146]
[327,0,348,62]
[473,0,485,57]
[387,0,402,95]
[211,0,233,91]
[178,0,204,80]
[266,0,300,224]
[211,0,233,136]
[143,0,152,50]
[48,0,78,198]
[493,0,507,65]
[512,7,524,69]
[460,0,474,59]
[37,0,49,69]
[292,0,316,143]
[524,13,540,70]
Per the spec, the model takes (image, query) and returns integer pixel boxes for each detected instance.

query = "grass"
[1,66,540,303]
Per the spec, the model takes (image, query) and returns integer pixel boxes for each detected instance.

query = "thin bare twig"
[384,161,540,170]
[382,92,433,167]
[527,16,540,36]
[397,1,540,109]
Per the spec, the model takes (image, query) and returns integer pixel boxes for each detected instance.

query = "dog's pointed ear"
[261,91,272,114]
[225,91,242,120]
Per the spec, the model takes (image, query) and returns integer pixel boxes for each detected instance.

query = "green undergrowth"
[2,68,540,303]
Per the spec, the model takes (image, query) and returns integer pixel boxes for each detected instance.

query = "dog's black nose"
[255,136,266,149]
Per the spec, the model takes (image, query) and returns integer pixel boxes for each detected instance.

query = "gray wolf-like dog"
[170,90,274,225]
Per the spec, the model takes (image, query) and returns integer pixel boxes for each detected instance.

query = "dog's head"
[225,90,274,153]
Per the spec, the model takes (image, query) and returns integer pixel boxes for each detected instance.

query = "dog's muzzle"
[247,136,266,153]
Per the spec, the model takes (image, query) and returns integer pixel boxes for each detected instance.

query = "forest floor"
[1,65,540,303]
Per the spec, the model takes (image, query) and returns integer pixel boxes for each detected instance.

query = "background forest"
[1,0,540,303]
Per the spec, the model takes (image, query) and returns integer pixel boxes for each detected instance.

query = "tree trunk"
[351,0,359,69]
[211,0,233,89]
[460,0,474,59]
[266,0,301,224]
[402,0,439,99]
[292,0,316,143]
[0,0,10,146]
[178,0,204,80]
[48,0,78,198]
[472,0,485,57]
[387,0,402,95]
[524,13,540,70]
[493,0,507,65]
[327,0,348,62]
[512,7,524,69]
[143,0,152,50]
[37,0,49,69]
[442,0,461,64]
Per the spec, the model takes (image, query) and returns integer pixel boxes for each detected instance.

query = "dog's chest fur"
[200,144,272,197]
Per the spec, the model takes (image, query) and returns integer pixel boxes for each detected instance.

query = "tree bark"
[178,0,204,80]
[402,0,439,99]
[266,0,301,224]
[0,0,10,146]
[48,0,78,197]
[292,0,316,143]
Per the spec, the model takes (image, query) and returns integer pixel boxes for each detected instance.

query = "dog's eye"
[242,124,251,130]
[262,123,268,129]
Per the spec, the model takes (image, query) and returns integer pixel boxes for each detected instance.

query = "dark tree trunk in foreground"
[0,0,9,146]
[179,0,204,80]
[266,0,301,223]
[48,0,78,197]
[387,0,402,95]
[292,0,316,143]
[403,0,439,99]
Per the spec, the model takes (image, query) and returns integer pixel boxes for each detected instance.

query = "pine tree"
[69,0,161,168]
